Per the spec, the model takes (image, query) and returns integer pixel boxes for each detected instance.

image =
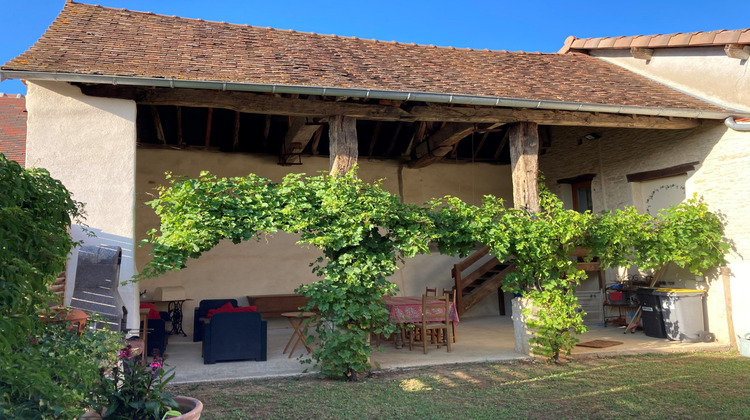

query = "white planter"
[511,297,538,356]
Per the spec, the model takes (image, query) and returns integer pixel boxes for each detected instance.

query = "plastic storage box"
[654,288,707,342]
[637,288,667,338]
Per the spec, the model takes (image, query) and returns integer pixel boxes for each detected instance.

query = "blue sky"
[1,0,747,95]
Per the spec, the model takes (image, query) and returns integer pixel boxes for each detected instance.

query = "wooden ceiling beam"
[79,85,702,129]
[406,105,701,129]
[79,85,410,121]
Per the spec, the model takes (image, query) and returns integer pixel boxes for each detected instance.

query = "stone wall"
[540,121,750,342]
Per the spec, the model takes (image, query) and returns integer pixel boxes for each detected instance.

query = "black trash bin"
[654,288,708,342]
[637,288,667,338]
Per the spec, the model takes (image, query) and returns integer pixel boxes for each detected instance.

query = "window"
[572,180,593,213]
[557,173,595,213]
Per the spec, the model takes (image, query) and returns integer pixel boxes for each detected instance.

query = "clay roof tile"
[1,2,725,113]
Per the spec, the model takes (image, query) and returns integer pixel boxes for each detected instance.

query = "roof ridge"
[561,28,750,52]
[71,1,549,55]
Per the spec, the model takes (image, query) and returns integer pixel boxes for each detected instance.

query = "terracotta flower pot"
[171,396,204,420]
[80,396,203,419]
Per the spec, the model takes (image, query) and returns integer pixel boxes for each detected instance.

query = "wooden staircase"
[451,246,515,316]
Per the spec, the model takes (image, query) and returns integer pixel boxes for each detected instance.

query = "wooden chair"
[409,294,452,354]
[443,287,458,343]
[425,287,438,296]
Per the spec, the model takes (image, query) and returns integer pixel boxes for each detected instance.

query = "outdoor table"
[383,296,459,348]
[281,311,316,358]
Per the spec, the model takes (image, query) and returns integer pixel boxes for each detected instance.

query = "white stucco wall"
[135,149,514,334]
[540,122,750,343]
[591,47,750,111]
[25,81,140,329]
[586,46,750,341]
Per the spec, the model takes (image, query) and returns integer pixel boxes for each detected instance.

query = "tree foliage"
[142,169,460,379]
[0,154,120,419]
[142,168,729,371]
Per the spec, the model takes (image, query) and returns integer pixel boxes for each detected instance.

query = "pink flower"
[149,361,162,369]
[118,348,132,359]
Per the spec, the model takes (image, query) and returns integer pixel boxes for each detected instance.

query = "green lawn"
[168,352,750,420]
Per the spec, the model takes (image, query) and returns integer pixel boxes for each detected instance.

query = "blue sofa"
[193,299,238,342]
[202,311,267,364]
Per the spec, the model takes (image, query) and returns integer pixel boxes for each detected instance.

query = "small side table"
[281,311,316,358]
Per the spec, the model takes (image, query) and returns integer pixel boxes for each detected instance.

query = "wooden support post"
[263,115,271,140]
[722,266,737,350]
[329,115,358,176]
[232,111,241,151]
[509,122,540,213]
[176,106,183,147]
[204,107,213,148]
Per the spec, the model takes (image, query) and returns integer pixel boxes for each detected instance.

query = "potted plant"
[83,345,202,419]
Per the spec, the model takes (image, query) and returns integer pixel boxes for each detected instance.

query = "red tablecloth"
[384,296,459,324]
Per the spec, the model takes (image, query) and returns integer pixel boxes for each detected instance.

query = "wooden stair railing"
[452,246,606,318]
[451,246,515,317]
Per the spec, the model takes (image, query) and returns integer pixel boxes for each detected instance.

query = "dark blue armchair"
[193,299,238,342]
[138,310,169,358]
[202,311,267,364]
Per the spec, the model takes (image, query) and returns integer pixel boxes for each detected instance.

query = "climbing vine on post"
[141,169,462,379]
[142,169,729,371]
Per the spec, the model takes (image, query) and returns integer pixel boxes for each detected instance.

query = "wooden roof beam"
[409,123,476,168]
[79,85,702,129]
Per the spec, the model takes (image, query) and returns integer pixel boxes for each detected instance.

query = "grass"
[167,352,750,419]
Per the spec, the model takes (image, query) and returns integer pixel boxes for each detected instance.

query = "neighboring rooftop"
[0,93,26,166]
[560,28,750,53]
[0,1,725,114]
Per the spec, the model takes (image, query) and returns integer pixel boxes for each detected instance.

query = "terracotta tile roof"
[560,28,750,53]
[0,94,26,167]
[1,2,723,113]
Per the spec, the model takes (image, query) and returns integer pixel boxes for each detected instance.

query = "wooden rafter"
[281,117,322,165]
[367,121,382,158]
[409,123,476,169]
[311,125,324,156]
[493,126,510,160]
[385,122,403,157]
[150,106,166,144]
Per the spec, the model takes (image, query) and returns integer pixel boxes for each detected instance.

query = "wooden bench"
[246,294,311,318]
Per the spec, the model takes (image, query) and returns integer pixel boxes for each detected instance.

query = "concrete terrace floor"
[165,315,730,384]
